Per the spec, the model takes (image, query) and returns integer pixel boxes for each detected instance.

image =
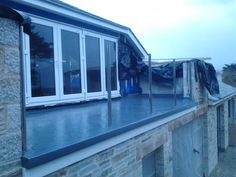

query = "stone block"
[0,46,4,73]
[141,137,155,157]
[68,157,93,175]
[0,159,21,177]
[100,167,112,177]
[0,18,19,47]
[0,76,21,104]
[136,146,142,161]
[0,106,6,133]
[0,18,6,45]
[96,149,113,162]
[1,169,22,177]
[79,163,98,176]
[155,133,167,149]
[4,46,20,75]
[47,168,67,177]
[112,150,129,163]
[0,132,22,163]
[6,104,21,130]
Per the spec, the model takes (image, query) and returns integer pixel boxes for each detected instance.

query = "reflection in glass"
[105,40,117,91]
[30,23,55,97]
[61,30,81,95]
[85,35,101,93]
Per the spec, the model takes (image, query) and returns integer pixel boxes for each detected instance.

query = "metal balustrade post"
[173,59,177,106]
[106,44,112,127]
[148,54,153,113]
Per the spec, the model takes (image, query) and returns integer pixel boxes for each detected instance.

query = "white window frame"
[24,17,60,105]
[102,36,120,97]
[58,24,85,101]
[83,31,105,100]
[23,16,120,107]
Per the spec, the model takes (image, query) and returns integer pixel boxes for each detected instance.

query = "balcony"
[23,94,195,168]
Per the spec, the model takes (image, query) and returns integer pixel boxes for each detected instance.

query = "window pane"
[30,23,55,97]
[85,35,101,93]
[228,100,231,118]
[61,30,81,95]
[142,151,156,177]
[105,40,117,91]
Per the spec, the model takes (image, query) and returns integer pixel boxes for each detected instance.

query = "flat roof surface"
[218,81,236,99]
[23,94,195,168]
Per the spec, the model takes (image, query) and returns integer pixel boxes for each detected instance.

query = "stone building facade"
[0,17,23,177]
[0,1,236,177]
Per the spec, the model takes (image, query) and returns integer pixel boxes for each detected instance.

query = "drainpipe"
[19,25,27,151]
[148,54,152,113]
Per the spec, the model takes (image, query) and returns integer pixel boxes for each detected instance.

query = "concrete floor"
[23,94,195,168]
[210,146,236,177]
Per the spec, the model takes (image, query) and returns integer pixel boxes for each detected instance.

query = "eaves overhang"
[0,5,30,25]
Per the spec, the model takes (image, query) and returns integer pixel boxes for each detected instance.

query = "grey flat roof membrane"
[23,94,195,168]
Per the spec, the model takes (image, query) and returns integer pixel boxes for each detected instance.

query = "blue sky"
[62,0,236,70]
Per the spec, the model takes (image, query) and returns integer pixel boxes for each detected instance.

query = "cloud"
[62,0,236,70]
[190,0,235,5]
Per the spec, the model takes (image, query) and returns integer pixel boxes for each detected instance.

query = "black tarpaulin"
[150,59,219,95]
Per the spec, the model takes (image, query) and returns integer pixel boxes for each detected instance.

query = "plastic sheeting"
[118,40,146,80]
[193,59,219,95]
[152,61,183,87]
[117,37,219,96]
[118,38,146,96]
[150,59,219,95]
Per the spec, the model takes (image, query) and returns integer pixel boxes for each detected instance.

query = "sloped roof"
[7,0,148,59]
[218,81,236,99]
[209,81,236,105]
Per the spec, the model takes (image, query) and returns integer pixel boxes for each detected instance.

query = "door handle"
[193,148,200,154]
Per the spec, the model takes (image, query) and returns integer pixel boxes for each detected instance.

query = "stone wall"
[218,102,229,151]
[223,101,229,149]
[0,17,22,177]
[45,107,206,177]
[190,62,208,105]
[173,117,203,177]
[229,96,236,146]
[46,124,172,177]
[203,106,218,176]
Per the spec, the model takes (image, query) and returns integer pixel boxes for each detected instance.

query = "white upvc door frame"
[83,31,105,100]
[23,33,30,105]
[23,16,120,107]
[57,24,85,101]
[102,36,120,97]
[24,17,60,105]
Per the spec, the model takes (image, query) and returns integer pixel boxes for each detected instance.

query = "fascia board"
[127,30,149,59]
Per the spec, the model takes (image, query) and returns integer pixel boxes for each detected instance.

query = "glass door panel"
[85,35,102,93]
[61,30,81,95]
[104,40,118,91]
[29,23,56,97]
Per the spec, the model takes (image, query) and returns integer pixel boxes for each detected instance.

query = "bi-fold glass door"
[84,32,104,99]
[24,19,60,105]
[24,17,119,106]
[104,37,119,96]
[84,34,119,99]
[59,26,84,100]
